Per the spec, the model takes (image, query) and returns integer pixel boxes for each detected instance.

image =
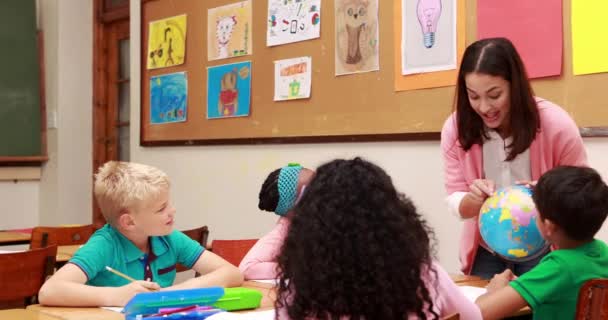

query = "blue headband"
[275,163,303,216]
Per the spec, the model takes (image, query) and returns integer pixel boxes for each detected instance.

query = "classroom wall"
[39,0,93,226]
[0,181,39,229]
[130,1,608,272]
[0,0,93,229]
[0,1,605,274]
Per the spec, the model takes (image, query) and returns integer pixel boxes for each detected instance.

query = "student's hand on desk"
[486,269,516,293]
[112,280,160,306]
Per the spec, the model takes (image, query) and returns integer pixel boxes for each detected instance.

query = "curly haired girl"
[275,158,481,320]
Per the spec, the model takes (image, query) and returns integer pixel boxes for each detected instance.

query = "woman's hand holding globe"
[469,179,496,202]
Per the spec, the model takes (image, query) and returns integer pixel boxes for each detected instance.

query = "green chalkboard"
[0,0,43,160]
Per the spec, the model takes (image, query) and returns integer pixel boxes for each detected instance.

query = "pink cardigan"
[276,261,482,319]
[239,217,289,280]
[441,98,588,274]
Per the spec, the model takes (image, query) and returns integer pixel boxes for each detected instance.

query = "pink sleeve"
[553,109,588,167]
[238,218,289,280]
[441,114,468,195]
[430,262,482,320]
[537,99,588,168]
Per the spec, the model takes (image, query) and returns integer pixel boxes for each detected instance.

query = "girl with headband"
[239,163,314,280]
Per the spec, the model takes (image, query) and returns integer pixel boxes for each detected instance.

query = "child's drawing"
[150,72,187,124]
[401,0,456,74]
[274,57,312,101]
[267,0,321,46]
[147,15,187,69]
[335,0,379,75]
[207,61,251,119]
[219,70,239,116]
[216,16,237,59]
[208,1,252,61]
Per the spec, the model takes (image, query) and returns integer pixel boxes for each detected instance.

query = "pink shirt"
[239,217,289,280]
[441,98,588,274]
[277,261,482,319]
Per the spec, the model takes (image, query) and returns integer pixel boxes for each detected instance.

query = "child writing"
[38,161,243,307]
[239,163,314,280]
[275,158,482,320]
[476,166,608,320]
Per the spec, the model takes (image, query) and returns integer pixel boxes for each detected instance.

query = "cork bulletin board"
[140,0,608,146]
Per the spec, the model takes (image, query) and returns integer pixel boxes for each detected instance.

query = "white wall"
[129,1,607,273]
[0,181,39,229]
[39,0,93,226]
[0,0,93,229]
[37,0,59,227]
[53,0,93,225]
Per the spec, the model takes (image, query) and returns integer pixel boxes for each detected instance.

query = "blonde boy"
[39,161,243,307]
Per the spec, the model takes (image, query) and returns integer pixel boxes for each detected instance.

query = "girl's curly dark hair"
[275,157,438,320]
[258,168,281,212]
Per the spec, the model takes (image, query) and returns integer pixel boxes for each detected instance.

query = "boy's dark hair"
[533,166,608,241]
[275,157,438,320]
[258,168,281,212]
[455,37,540,161]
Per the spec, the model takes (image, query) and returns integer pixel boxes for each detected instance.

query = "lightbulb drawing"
[416,0,442,48]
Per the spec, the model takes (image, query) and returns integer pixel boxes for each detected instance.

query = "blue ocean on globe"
[478,185,547,262]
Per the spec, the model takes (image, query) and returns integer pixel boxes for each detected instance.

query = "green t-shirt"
[510,239,608,320]
[69,224,204,288]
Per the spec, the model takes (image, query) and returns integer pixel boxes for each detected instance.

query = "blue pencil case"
[122,287,263,320]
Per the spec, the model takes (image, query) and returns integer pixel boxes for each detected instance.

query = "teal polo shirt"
[69,224,204,288]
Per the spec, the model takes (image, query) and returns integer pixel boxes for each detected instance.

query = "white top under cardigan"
[446,130,532,218]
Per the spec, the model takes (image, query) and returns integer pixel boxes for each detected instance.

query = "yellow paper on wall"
[572,0,608,75]
[147,14,187,70]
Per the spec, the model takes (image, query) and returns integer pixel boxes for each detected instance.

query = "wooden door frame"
[92,0,129,227]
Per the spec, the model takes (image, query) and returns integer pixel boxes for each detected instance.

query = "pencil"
[105,266,138,282]
[105,266,159,291]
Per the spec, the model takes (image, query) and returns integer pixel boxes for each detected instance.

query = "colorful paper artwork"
[150,72,188,124]
[393,0,465,91]
[207,61,252,119]
[401,0,457,75]
[267,0,321,46]
[477,0,562,78]
[208,1,253,61]
[147,15,187,70]
[335,0,380,75]
[572,0,608,75]
[274,57,312,101]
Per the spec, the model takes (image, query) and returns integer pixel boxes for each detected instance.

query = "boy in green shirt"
[39,161,243,307]
[476,166,608,320]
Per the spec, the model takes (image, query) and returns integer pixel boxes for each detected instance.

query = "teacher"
[441,37,588,279]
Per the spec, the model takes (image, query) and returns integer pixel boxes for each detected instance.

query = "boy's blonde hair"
[94,161,170,224]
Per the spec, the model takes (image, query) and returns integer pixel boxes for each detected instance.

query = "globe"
[478,185,547,262]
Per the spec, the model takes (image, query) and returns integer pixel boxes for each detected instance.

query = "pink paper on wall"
[477,0,562,79]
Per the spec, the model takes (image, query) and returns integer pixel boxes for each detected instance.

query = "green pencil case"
[212,287,263,311]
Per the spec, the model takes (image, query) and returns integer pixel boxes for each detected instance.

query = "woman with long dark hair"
[441,37,587,278]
